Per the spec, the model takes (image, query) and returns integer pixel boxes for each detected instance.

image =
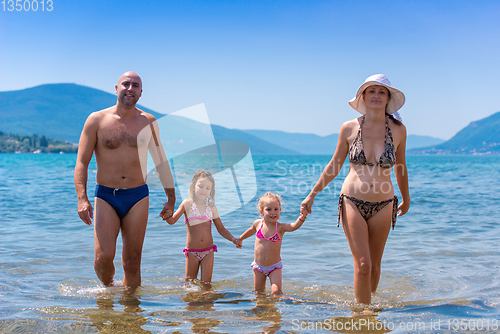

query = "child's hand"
[233,238,242,249]
[160,202,174,219]
[161,210,173,220]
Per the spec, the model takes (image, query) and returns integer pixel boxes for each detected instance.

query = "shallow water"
[1,154,499,333]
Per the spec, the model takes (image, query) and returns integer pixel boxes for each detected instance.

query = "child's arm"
[238,219,259,243]
[165,200,187,225]
[211,206,241,247]
[282,213,308,232]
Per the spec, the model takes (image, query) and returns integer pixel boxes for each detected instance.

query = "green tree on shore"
[0,133,77,153]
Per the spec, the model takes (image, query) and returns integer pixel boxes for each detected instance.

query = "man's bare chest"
[98,120,150,149]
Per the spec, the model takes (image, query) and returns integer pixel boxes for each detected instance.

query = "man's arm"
[74,113,99,225]
[148,120,176,219]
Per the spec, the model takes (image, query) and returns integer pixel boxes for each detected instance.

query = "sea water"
[0,154,499,333]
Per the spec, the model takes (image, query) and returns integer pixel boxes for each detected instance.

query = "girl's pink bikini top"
[185,201,213,224]
[256,219,282,242]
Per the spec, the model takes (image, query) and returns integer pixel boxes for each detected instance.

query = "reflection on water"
[1,284,499,333]
[247,294,282,333]
[38,288,153,333]
[184,296,222,333]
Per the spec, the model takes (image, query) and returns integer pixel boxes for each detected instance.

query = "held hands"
[78,199,93,226]
[160,201,174,220]
[232,237,242,249]
[300,196,314,216]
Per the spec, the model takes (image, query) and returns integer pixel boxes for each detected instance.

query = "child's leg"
[199,250,215,283]
[185,253,200,280]
[253,269,267,292]
[268,268,283,295]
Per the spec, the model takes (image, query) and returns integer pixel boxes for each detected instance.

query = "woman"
[301,74,410,305]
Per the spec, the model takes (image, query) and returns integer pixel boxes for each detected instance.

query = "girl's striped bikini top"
[348,116,397,169]
[256,219,282,242]
[185,201,213,224]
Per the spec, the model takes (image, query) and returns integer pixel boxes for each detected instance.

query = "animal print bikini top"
[348,116,396,169]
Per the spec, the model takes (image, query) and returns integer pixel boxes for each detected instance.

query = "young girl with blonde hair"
[239,192,307,295]
[166,170,241,285]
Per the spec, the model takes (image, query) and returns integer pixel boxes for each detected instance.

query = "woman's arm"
[301,122,350,214]
[394,124,410,216]
[165,200,187,225]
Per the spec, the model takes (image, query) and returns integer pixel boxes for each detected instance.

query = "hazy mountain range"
[1,83,497,155]
[243,130,445,155]
[407,111,500,155]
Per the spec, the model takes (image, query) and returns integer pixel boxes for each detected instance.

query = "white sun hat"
[348,74,405,115]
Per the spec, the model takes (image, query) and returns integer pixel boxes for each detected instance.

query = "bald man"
[74,71,175,288]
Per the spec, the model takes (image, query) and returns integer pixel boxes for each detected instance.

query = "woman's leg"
[341,199,372,304]
[366,204,392,293]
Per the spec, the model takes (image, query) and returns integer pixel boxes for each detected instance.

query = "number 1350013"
[2,0,53,11]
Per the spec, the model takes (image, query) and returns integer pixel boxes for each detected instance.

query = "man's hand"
[78,199,94,226]
[160,201,174,220]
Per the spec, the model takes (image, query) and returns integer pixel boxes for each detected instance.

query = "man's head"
[116,71,143,107]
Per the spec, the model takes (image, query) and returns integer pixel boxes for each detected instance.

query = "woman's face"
[362,85,390,110]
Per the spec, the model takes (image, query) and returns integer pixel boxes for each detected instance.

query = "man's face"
[116,73,142,106]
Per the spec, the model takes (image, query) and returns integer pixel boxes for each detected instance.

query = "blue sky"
[1,0,499,139]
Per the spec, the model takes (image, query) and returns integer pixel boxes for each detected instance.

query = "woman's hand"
[300,196,315,215]
[397,200,410,216]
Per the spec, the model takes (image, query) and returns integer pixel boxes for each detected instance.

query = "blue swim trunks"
[94,184,149,219]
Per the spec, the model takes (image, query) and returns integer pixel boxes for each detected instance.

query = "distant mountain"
[0,84,298,155]
[154,114,298,155]
[1,83,470,156]
[0,83,164,144]
[211,125,297,154]
[244,129,337,155]
[244,130,445,155]
[408,111,500,155]
[406,135,445,150]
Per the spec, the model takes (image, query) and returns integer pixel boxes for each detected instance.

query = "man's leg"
[94,197,121,286]
[121,196,149,288]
